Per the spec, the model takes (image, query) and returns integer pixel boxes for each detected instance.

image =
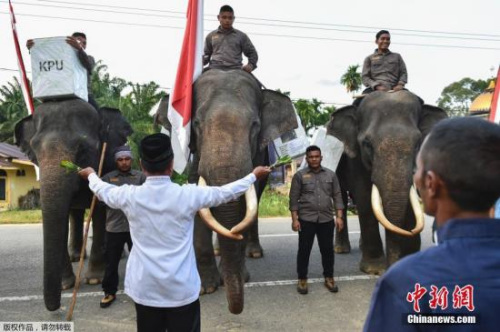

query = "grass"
[259,186,290,217]
[0,209,42,224]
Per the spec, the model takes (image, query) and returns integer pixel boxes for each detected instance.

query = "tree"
[340,64,362,95]
[293,98,336,134]
[0,77,30,143]
[437,77,494,117]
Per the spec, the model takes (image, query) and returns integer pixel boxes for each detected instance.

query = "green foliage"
[0,77,32,144]
[437,77,495,117]
[340,64,362,94]
[60,160,82,173]
[293,98,336,134]
[258,185,290,217]
[0,209,42,224]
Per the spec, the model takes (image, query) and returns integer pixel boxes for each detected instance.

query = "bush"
[18,188,41,210]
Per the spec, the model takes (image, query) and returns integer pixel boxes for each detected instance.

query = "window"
[0,178,6,201]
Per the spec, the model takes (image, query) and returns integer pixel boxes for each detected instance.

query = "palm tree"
[0,77,30,143]
[340,64,362,95]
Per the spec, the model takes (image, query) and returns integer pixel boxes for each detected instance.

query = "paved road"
[0,216,434,331]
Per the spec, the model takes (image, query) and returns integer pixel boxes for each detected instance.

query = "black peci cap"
[139,133,174,165]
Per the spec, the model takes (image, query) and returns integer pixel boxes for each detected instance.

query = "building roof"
[0,142,29,160]
[469,81,495,115]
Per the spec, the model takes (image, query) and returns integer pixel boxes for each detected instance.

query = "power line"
[31,0,500,39]
[4,0,500,42]
[0,68,348,105]
[1,12,499,51]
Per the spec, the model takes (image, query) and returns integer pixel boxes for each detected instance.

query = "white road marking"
[260,231,360,238]
[0,274,377,302]
[245,275,378,288]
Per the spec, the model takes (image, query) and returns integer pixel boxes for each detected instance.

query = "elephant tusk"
[229,184,257,234]
[371,184,424,237]
[409,186,425,234]
[198,177,243,241]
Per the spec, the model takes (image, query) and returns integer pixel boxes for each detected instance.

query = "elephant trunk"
[213,199,246,314]
[39,155,78,311]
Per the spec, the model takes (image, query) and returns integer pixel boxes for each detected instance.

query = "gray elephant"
[15,99,132,311]
[156,69,297,314]
[327,91,447,274]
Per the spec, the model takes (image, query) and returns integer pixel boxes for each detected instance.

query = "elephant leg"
[68,209,85,262]
[61,220,76,290]
[246,216,263,258]
[61,249,76,290]
[334,189,351,253]
[194,215,220,295]
[358,208,386,275]
[84,205,105,285]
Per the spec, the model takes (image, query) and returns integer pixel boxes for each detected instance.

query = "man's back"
[364,218,500,331]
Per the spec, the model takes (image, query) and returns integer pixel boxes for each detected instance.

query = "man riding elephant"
[203,5,258,73]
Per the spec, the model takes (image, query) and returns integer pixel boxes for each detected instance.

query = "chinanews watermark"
[0,322,74,331]
[404,283,478,325]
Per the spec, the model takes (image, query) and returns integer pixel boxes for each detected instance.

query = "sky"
[0,0,499,108]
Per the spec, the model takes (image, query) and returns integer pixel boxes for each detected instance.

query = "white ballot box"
[300,127,344,171]
[272,107,309,159]
[30,36,88,101]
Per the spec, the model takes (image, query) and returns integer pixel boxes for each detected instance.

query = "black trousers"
[102,231,132,295]
[297,220,334,279]
[135,300,200,332]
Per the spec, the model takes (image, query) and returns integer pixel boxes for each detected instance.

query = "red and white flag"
[167,0,204,172]
[488,66,500,124]
[9,0,34,115]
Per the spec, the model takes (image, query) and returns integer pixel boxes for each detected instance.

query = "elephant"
[155,69,297,314]
[326,90,447,275]
[15,99,132,311]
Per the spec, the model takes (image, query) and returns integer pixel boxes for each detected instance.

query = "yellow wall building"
[0,143,39,210]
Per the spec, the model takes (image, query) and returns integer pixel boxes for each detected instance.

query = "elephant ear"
[259,89,298,151]
[99,107,133,147]
[326,105,359,158]
[14,115,38,165]
[419,105,448,138]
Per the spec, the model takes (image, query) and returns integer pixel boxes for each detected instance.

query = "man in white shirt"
[79,133,270,332]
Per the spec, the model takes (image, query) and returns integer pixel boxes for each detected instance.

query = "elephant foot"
[69,249,87,262]
[246,242,264,258]
[61,275,75,290]
[334,241,351,254]
[199,265,221,295]
[360,256,387,275]
[83,277,102,285]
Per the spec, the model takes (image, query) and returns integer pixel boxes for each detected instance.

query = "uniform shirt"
[362,49,408,90]
[203,26,258,70]
[101,169,146,233]
[364,218,500,332]
[289,166,344,223]
[76,49,95,96]
[88,172,256,308]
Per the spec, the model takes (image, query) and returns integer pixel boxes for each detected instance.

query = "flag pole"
[9,0,35,114]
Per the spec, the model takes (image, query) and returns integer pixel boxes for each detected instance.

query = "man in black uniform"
[100,145,146,308]
[289,146,345,295]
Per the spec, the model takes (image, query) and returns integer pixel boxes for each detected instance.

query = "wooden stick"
[67,142,107,321]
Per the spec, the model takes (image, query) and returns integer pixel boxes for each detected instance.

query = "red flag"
[9,0,34,115]
[488,66,500,124]
[167,0,204,172]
